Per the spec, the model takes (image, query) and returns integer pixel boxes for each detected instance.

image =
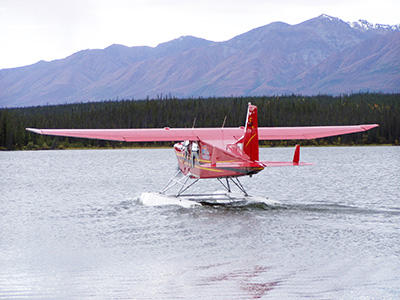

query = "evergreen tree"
[0,93,398,150]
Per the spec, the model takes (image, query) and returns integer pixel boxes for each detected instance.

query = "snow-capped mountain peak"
[349,19,400,32]
[319,14,340,22]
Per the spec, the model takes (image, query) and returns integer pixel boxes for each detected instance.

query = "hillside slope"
[1,15,399,107]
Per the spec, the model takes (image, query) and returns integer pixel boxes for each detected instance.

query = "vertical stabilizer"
[293,144,300,164]
[241,103,259,161]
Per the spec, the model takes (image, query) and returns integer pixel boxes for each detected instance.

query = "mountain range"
[1,14,399,107]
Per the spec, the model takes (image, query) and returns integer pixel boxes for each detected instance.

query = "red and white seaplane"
[27,103,378,207]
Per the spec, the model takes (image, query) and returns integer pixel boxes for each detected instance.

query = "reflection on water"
[0,146,399,299]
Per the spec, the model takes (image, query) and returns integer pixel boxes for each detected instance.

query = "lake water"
[1,146,399,299]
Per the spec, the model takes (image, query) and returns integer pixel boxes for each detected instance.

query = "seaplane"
[27,103,378,207]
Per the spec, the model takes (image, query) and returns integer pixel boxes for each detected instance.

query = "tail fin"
[293,144,300,164]
[238,103,259,161]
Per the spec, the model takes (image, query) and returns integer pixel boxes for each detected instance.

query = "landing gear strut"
[140,171,277,207]
[160,171,249,198]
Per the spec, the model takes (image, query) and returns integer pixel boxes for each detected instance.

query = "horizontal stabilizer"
[200,161,264,169]
[260,145,313,167]
[260,161,314,167]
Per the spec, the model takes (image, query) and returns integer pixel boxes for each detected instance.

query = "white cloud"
[0,0,399,69]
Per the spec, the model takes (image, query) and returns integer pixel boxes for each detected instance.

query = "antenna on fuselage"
[192,117,196,129]
[222,116,227,128]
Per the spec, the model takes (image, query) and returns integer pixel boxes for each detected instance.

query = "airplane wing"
[25,127,244,142]
[257,124,379,140]
[26,124,378,142]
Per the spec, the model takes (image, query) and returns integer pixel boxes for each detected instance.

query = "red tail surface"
[293,144,300,163]
[241,103,259,161]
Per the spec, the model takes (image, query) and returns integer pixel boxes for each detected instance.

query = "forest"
[0,93,399,151]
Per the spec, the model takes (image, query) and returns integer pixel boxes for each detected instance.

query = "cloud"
[0,0,399,69]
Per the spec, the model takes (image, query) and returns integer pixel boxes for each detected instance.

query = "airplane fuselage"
[174,140,264,179]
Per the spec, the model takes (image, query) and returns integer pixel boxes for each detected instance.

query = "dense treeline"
[1,93,399,150]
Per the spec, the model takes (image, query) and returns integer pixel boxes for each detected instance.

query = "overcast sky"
[0,0,399,69]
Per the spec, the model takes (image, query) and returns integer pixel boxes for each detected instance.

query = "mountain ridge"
[1,15,399,107]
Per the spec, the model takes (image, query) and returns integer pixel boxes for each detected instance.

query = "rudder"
[239,103,259,161]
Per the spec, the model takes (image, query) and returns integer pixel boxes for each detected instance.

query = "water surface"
[1,146,399,299]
